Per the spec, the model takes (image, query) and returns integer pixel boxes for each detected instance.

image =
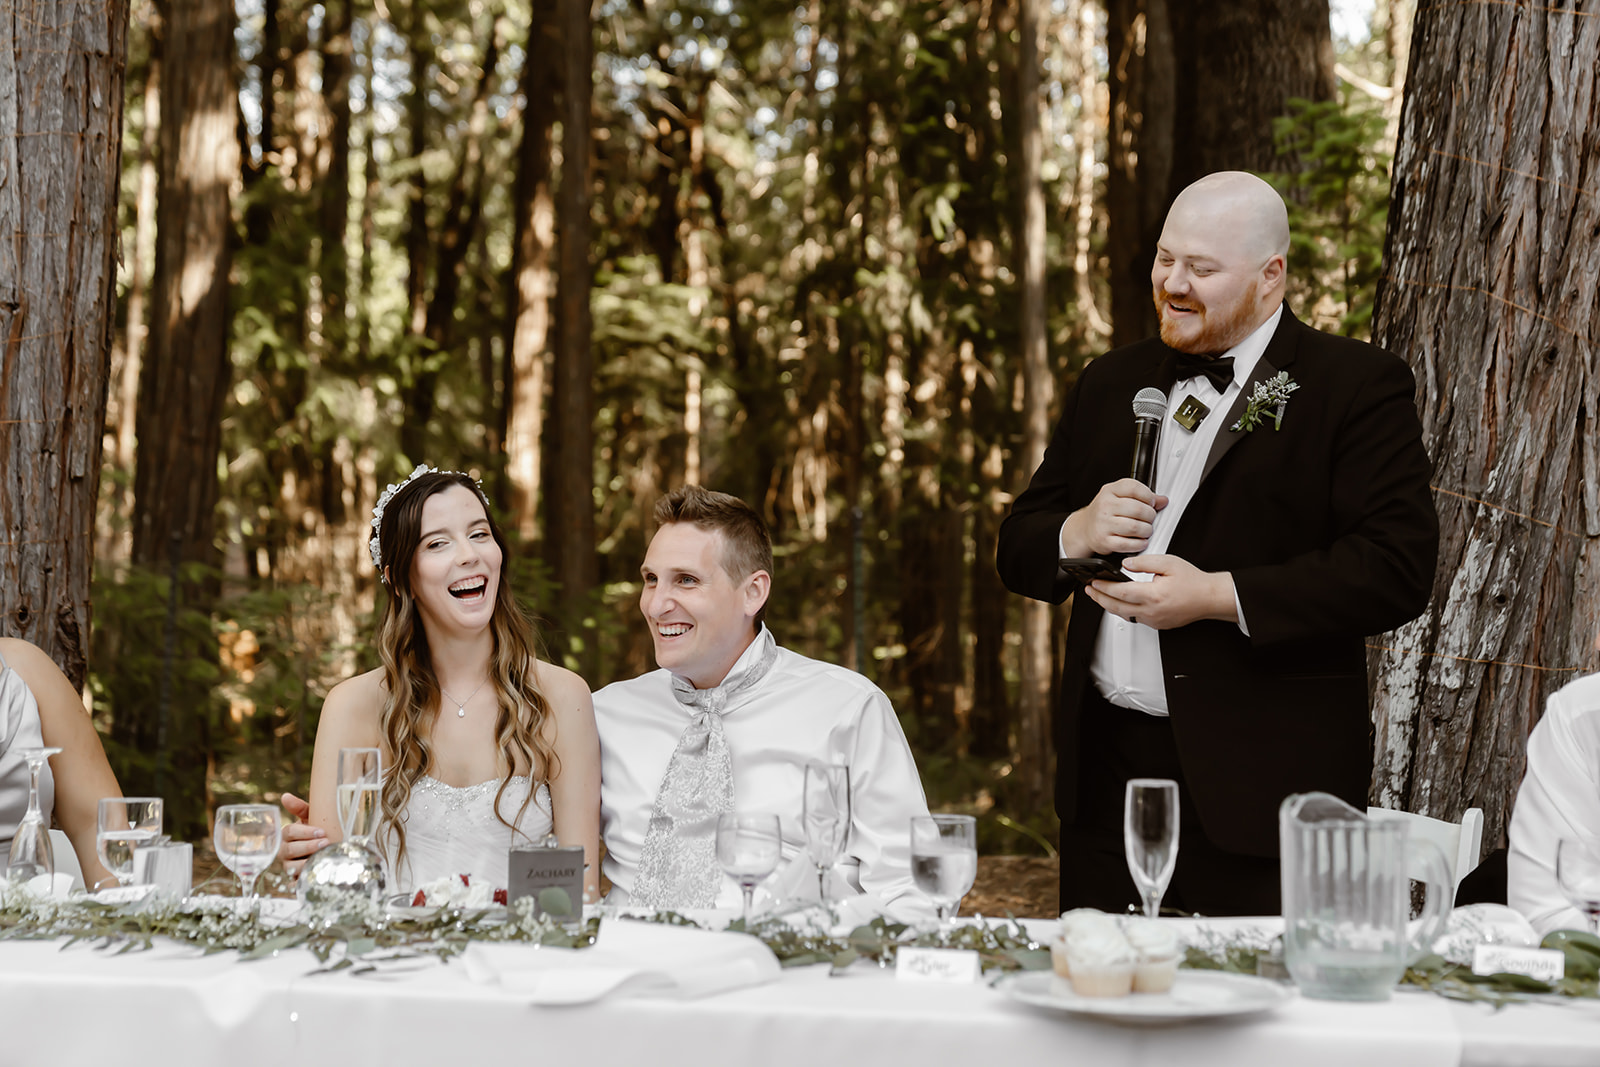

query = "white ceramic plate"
[384,893,506,922]
[1004,970,1293,1024]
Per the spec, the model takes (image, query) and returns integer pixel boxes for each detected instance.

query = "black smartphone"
[1058,557,1132,583]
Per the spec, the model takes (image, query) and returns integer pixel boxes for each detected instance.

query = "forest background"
[4,0,1597,862]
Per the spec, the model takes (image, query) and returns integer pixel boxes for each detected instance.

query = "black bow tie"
[1173,353,1235,392]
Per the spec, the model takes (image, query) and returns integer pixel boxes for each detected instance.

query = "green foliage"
[1264,91,1391,339]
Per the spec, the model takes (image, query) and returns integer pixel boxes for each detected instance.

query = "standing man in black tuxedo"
[997,171,1438,915]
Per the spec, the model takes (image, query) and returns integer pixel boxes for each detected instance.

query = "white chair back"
[48,828,85,892]
[1367,805,1485,889]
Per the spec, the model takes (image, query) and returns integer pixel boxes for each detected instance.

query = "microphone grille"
[1132,387,1168,420]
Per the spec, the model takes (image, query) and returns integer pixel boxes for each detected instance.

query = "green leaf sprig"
[1230,371,1300,432]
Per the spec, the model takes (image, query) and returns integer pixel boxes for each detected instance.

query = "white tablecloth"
[0,919,1596,1067]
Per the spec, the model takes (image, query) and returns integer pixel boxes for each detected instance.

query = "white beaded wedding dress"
[382,775,553,893]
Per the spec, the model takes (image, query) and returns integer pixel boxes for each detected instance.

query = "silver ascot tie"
[632,629,780,909]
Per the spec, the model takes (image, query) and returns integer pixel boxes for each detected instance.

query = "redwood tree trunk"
[0,0,130,686]
[547,0,598,647]
[125,0,236,836]
[1015,0,1054,804]
[1369,2,1600,851]
[1104,0,1335,345]
[504,4,559,540]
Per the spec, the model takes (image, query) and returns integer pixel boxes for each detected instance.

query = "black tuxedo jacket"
[997,308,1438,857]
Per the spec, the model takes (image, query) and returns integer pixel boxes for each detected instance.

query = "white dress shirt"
[1086,305,1281,714]
[1509,672,1600,935]
[594,628,932,912]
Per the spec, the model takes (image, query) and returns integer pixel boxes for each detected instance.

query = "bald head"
[1150,172,1290,355]
[1167,171,1290,262]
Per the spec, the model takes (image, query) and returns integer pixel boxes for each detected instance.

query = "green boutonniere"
[1230,371,1300,432]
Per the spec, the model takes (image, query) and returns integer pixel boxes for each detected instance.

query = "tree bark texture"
[0,0,129,686]
[1104,0,1335,346]
[1369,1,1600,851]
[133,0,236,569]
[548,0,598,637]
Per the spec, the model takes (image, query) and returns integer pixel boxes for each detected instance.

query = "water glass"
[1124,778,1179,918]
[336,747,382,844]
[213,804,283,902]
[1556,838,1600,934]
[96,797,165,888]
[910,814,977,926]
[715,813,782,927]
[802,762,850,903]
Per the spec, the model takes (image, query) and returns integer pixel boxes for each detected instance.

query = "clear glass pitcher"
[1279,792,1453,1001]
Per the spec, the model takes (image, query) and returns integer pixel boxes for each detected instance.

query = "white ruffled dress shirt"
[1508,671,1600,934]
[595,627,932,913]
[1085,305,1280,715]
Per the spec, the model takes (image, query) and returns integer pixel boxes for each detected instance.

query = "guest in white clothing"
[594,486,932,913]
[285,465,600,897]
[1508,662,1600,935]
[0,637,124,888]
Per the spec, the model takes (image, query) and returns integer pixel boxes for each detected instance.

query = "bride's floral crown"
[369,463,493,583]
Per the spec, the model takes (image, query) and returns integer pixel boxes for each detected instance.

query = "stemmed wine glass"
[716,813,782,928]
[213,804,283,903]
[802,762,850,905]
[6,747,63,882]
[910,814,978,931]
[1556,838,1600,934]
[336,747,382,845]
[96,797,164,888]
[1124,778,1180,918]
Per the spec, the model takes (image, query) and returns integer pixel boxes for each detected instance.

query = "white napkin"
[461,918,781,1004]
[24,872,76,900]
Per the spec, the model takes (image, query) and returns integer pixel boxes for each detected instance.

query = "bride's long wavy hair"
[373,471,558,875]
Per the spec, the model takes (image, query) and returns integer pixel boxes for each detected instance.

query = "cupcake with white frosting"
[1050,908,1120,978]
[1061,920,1136,997]
[1123,918,1181,993]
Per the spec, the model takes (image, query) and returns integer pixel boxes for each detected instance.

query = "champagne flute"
[910,814,978,929]
[336,747,382,845]
[213,804,282,903]
[716,813,782,928]
[802,762,850,904]
[96,797,164,888]
[1124,778,1179,919]
[1556,838,1600,934]
[6,748,63,882]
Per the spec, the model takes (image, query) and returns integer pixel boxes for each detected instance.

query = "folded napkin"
[462,918,781,1005]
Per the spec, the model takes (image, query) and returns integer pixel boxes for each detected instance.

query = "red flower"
[411,890,427,907]
[458,873,471,886]
[493,888,507,905]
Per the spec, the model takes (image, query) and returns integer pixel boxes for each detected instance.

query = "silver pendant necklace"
[439,677,490,718]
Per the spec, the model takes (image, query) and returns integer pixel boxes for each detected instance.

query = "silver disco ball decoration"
[297,840,386,908]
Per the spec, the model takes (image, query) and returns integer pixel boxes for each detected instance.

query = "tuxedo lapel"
[1199,307,1302,485]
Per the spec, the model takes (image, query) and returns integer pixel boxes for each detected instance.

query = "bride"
[303,465,599,899]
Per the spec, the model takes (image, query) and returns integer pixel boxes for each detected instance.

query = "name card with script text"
[895,947,980,984]
[1471,944,1565,983]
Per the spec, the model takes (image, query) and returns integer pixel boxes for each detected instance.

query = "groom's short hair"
[653,486,774,583]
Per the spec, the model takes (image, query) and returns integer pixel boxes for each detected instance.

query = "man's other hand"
[1060,479,1169,558]
[1085,554,1237,630]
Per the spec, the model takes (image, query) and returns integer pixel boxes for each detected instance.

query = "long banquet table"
[2,915,1599,1067]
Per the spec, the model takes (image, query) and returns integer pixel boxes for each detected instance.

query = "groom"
[998,171,1438,914]
[594,486,930,914]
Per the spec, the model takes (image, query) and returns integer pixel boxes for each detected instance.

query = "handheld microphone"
[1129,387,1167,488]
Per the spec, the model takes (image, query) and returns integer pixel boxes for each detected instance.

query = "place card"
[507,844,586,919]
[1471,943,1565,983]
[133,842,193,898]
[895,947,980,984]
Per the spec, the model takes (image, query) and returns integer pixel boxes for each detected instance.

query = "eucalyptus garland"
[5,880,1598,1008]
[0,884,596,973]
